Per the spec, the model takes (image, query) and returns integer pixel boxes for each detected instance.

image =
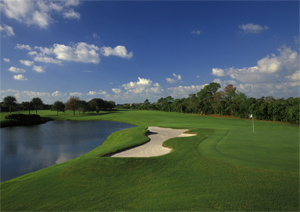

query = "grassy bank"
[1,109,299,211]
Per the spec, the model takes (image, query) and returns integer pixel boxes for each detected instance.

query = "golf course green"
[1,110,299,211]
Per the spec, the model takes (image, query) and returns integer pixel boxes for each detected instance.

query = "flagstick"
[252,116,254,133]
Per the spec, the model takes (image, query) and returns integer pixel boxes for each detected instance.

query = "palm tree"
[31,97,44,114]
[3,96,17,114]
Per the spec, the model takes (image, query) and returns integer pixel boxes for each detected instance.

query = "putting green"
[198,128,299,172]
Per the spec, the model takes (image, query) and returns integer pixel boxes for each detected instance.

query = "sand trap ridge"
[109,126,196,158]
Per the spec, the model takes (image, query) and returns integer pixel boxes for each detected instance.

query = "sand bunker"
[109,126,196,158]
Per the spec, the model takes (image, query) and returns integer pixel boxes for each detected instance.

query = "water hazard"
[1,120,135,182]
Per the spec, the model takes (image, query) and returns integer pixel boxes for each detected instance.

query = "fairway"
[1,110,299,211]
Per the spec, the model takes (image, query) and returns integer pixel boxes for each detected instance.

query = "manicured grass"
[1,109,299,211]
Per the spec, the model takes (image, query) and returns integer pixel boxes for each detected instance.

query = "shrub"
[4,114,41,121]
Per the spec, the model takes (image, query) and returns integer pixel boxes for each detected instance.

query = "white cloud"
[122,77,163,94]
[53,42,100,63]
[112,88,121,94]
[32,65,45,73]
[191,30,201,34]
[0,0,81,28]
[212,46,299,83]
[83,70,93,72]
[70,92,82,96]
[166,73,181,83]
[93,33,100,39]
[3,58,10,62]
[23,91,50,98]
[63,9,80,19]
[101,45,133,59]
[8,66,26,73]
[34,46,54,55]
[16,44,32,51]
[31,10,52,28]
[87,91,97,95]
[212,68,226,77]
[52,91,63,97]
[196,76,200,78]
[0,23,15,36]
[17,42,133,64]
[285,70,300,81]
[98,90,107,95]
[20,60,34,66]
[28,51,38,56]
[34,56,62,65]
[14,74,28,80]
[65,0,80,7]
[239,23,268,34]
[167,85,205,98]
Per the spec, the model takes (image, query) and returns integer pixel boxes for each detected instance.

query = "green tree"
[89,98,105,113]
[52,101,65,115]
[77,100,88,115]
[31,97,43,114]
[65,96,80,115]
[108,101,116,110]
[197,82,221,114]
[186,94,199,114]
[142,99,151,110]
[22,101,33,114]
[3,96,17,114]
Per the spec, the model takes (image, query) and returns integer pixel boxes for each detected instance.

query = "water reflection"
[1,120,135,182]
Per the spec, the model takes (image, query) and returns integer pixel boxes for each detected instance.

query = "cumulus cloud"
[285,70,300,81]
[17,42,133,65]
[20,60,34,66]
[191,30,201,34]
[87,91,97,95]
[112,88,121,94]
[122,77,163,94]
[32,65,45,73]
[63,9,80,19]
[64,0,80,7]
[8,66,26,73]
[0,0,81,28]
[239,23,268,34]
[52,91,64,97]
[70,92,82,96]
[101,45,133,59]
[212,46,299,83]
[34,56,62,65]
[3,58,10,62]
[167,85,205,98]
[14,74,28,80]
[212,68,225,77]
[0,23,15,36]
[53,42,100,63]
[16,44,32,51]
[166,73,181,83]
[98,90,107,95]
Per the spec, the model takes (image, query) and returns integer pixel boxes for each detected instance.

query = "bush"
[4,114,41,121]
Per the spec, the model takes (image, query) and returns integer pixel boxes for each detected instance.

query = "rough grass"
[1,109,299,211]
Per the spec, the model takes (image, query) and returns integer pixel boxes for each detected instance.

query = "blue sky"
[1,0,299,104]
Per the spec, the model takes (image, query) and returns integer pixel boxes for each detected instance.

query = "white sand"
[109,126,196,158]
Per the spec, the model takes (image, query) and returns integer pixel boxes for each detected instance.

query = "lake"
[0,120,135,182]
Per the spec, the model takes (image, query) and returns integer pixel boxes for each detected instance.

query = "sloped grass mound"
[1,127,299,211]
[198,129,299,172]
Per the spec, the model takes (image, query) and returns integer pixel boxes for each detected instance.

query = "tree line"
[116,82,300,125]
[1,96,115,116]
